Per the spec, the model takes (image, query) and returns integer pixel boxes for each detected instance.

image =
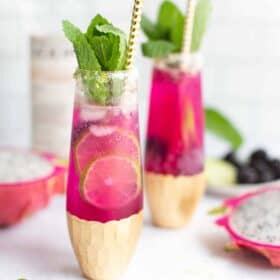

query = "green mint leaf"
[141,0,212,57]
[157,1,183,37]
[170,12,185,51]
[141,14,163,40]
[191,0,212,52]
[108,35,127,70]
[88,36,112,70]
[62,20,101,71]
[86,14,111,38]
[96,24,126,40]
[111,77,125,99]
[205,107,243,150]
[96,24,127,71]
[142,40,176,58]
[63,15,128,105]
[83,72,110,105]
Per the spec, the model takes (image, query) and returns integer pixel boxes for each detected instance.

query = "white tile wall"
[0,0,280,155]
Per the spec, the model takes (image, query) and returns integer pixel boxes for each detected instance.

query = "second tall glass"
[67,70,143,280]
[145,53,205,228]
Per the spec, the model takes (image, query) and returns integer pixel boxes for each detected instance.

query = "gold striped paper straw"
[182,0,197,54]
[125,0,143,70]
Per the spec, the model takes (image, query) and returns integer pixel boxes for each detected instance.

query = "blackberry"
[251,160,276,183]
[249,149,268,165]
[238,166,259,184]
[146,137,167,159]
[223,151,241,168]
[258,169,276,183]
[251,160,270,173]
[270,159,280,179]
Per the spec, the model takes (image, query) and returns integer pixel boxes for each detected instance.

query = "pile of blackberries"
[223,149,280,184]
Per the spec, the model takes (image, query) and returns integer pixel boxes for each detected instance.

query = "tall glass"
[67,70,143,280]
[145,53,205,228]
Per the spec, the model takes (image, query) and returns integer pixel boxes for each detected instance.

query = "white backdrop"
[0,0,280,156]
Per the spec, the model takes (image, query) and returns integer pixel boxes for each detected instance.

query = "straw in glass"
[182,0,196,54]
[125,0,143,70]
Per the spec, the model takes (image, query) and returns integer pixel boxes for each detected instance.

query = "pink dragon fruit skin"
[215,186,280,267]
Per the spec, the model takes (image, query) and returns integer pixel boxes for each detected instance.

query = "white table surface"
[0,195,279,280]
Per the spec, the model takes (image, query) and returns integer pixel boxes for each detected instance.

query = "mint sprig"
[96,25,127,70]
[205,108,244,150]
[141,15,164,40]
[63,15,127,71]
[142,40,176,58]
[62,20,101,71]
[191,0,212,52]
[141,0,212,58]
[86,14,110,38]
[62,15,128,105]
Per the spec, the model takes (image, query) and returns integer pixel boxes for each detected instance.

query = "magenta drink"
[67,70,143,280]
[145,54,205,228]
[68,73,142,222]
[146,55,204,175]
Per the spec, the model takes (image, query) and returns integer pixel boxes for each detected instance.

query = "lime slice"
[74,127,140,174]
[206,158,237,186]
[80,155,141,209]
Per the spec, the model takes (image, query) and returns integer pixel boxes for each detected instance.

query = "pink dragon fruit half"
[0,149,67,226]
[215,186,280,267]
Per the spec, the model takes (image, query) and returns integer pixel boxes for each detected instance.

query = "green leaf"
[141,14,163,40]
[83,72,110,105]
[191,0,212,52]
[157,1,184,36]
[141,0,212,56]
[62,20,101,71]
[96,24,126,39]
[111,77,125,99]
[142,40,176,58]
[86,14,111,38]
[170,12,185,51]
[88,36,112,70]
[96,24,127,71]
[63,16,128,105]
[108,35,127,70]
[205,108,243,150]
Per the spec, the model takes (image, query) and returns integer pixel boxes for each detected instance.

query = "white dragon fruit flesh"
[0,149,67,226]
[215,187,280,267]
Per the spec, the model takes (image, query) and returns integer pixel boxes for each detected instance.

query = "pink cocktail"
[67,103,142,222]
[67,70,143,280]
[145,54,205,228]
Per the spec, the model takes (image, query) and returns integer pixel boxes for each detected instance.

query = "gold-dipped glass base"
[67,211,143,280]
[145,172,205,228]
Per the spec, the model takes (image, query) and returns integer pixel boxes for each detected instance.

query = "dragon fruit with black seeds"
[0,149,67,226]
[214,187,280,267]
